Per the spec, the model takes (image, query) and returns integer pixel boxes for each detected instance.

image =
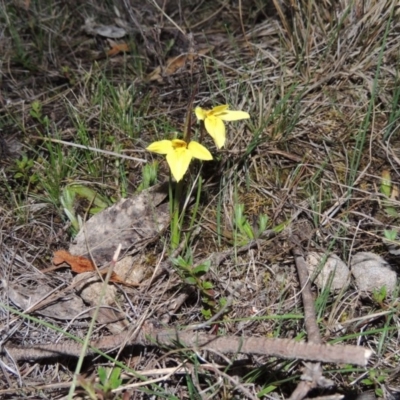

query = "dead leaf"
[52,250,139,287]
[391,185,399,200]
[3,279,89,320]
[83,18,127,39]
[147,66,163,83]
[147,48,211,82]
[107,40,129,57]
[69,184,169,265]
[166,54,190,74]
[53,249,95,273]
[93,307,128,334]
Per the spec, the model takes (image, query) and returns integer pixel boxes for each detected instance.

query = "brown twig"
[3,319,372,365]
[289,224,338,400]
[292,247,321,345]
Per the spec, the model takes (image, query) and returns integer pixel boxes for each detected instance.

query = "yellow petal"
[166,147,192,182]
[211,105,229,115]
[195,107,207,121]
[205,116,226,149]
[147,140,174,155]
[188,141,213,160]
[217,110,250,121]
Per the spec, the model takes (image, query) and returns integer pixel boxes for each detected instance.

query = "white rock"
[351,252,397,294]
[306,252,350,292]
[72,272,117,306]
[114,255,149,285]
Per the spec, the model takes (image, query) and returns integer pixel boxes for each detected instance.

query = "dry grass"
[1,0,400,398]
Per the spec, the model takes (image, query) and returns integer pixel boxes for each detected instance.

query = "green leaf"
[109,367,122,389]
[98,366,107,386]
[384,229,397,241]
[201,308,212,319]
[273,221,287,233]
[29,175,39,184]
[185,277,196,285]
[202,281,213,290]
[90,206,106,215]
[373,285,387,304]
[172,256,191,269]
[384,206,398,217]
[376,375,387,383]
[258,214,269,234]
[234,204,247,228]
[240,221,254,239]
[361,378,373,385]
[137,162,158,192]
[219,297,227,307]
[68,184,109,209]
[380,170,391,197]
[192,261,210,276]
[258,385,277,396]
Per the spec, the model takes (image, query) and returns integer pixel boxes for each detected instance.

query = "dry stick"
[4,319,371,365]
[292,247,321,345]
[289,245,326,400]
[289,245,338,400]
[31,136,147,163]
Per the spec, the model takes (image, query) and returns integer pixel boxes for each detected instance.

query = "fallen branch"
[4,319,372,365]
[289,221,335,400]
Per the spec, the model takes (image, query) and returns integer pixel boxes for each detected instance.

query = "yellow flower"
[147,139,212,182]
[195,105,250,149]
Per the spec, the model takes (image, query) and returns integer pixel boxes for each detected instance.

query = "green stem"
[170,179,183,250]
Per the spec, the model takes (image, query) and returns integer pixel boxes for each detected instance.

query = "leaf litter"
[3,186,168,324]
